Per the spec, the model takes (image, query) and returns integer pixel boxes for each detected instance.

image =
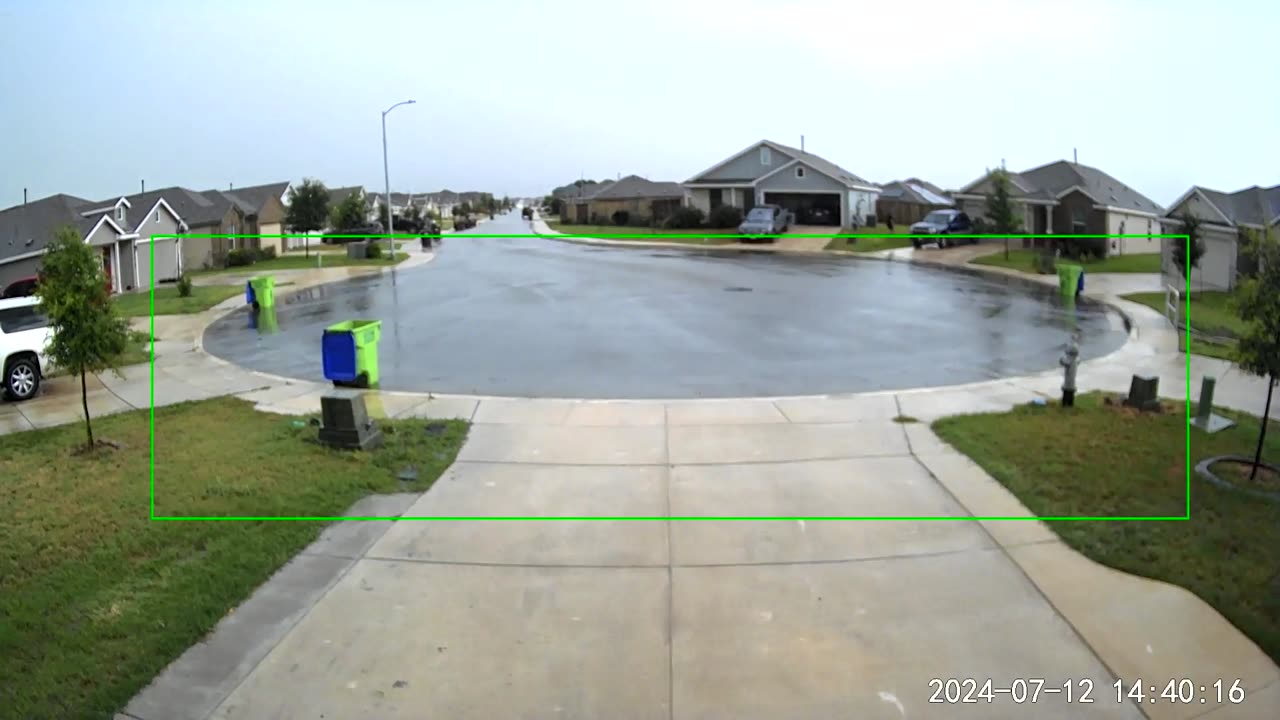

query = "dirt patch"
[1213,459,1280,494]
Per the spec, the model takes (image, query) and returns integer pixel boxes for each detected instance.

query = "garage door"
[136,239,180,290]
[258,222,284,255]
[763,192,841,225]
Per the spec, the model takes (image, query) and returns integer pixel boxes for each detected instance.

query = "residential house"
[326,186,366,229]
[424,190,459,218]
[213,181,292,255]
[1160,184,1280,291]
[682,139,880,227]
[0,192,185,293]
[559,181,613,223]
[147,187,254,270]
[582,175,686,225]
[953,160,1164,254]
[876,178,953,225]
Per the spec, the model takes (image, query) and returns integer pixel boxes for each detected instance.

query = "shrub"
[1061,238,1107,261]
[365,242,384,259]
[226,248,255,267]
[260,245,278,260]
[176,273,193,298]
[708,205,743,229]
[611,210,630,226]
[664,207,705,229]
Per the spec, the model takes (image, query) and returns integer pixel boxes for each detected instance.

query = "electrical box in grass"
[1057,264,1083,297]
[322,320,382,388]
[246,276,276,309]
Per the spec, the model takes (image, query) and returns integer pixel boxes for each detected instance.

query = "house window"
[795,166,805,179]
[155,210,160,223]
[760,147,771,166]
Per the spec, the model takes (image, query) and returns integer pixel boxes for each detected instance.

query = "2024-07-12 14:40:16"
[927,677,1247,704]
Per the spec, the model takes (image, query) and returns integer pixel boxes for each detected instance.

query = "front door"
[709,188,723,210]
[101,246,114,292]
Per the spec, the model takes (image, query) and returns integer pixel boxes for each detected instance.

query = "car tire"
[912,239,921,249]
[938,236,949,249]
[4,356,40,402]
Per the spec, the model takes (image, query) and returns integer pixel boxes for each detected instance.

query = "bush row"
[225,245,279,267]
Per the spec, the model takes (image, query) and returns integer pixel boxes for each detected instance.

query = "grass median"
[0,397,469,718]
[1122,290,1244,361]
[972,248,1162,273]
[194,251,407,276]
[932,391,1280,663]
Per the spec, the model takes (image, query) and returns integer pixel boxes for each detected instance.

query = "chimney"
[801,135,805,152]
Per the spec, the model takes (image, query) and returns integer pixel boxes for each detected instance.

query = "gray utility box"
[318,389,383,450]
[346,241,369,260]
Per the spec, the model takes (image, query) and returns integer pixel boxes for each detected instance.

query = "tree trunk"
[1252,374,1275,481]
[80,366,94,449]
[1004,236,1009,260]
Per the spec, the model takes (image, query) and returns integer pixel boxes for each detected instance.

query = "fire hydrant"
[1060,333,1081,407]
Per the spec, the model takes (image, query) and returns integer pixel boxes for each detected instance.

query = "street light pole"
[382,99,416,261]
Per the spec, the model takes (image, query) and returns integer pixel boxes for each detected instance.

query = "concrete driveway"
[118,383,1279,720]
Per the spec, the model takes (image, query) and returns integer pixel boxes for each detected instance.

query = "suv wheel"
[4,356,40,401]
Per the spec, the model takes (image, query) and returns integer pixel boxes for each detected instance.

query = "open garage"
[763,191,842,225]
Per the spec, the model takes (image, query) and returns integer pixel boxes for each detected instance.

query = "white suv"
[0,296,53,402]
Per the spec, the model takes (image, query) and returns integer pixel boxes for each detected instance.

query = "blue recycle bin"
[1077,268,1085,295]
[321,320,382,388]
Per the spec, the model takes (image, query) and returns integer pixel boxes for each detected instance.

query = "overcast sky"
[2,0,1276,206]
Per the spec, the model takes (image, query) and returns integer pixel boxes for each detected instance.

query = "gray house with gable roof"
[1160,183,1280,291]
[682,139,881,227]
[0,192,185,293]
[953,160,1165,255]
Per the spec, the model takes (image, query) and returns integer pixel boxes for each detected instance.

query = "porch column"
[1045,205,1053,234]
[112,242,122,294]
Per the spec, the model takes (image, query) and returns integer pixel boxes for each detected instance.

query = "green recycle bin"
[322,320,382,388]
[1057,264,1083,297]
[247,275,276,309]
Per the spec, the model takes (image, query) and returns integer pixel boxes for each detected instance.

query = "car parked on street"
[1,276,39,299]
[0,296,53,402]
[910,209,975,248]
[738,204,792,242]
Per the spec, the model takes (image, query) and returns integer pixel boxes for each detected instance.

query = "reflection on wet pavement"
[202,215,1127,398]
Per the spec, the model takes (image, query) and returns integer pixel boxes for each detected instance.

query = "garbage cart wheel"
[356,372,370,389]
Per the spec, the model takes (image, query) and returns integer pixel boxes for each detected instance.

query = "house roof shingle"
[879,178,952,206]
[588,175,685,201]
[0,193,95,263]
[328,186,364,208]
[765,140,872,188]
[977,160,1163,214]
[1188,184,1280,226]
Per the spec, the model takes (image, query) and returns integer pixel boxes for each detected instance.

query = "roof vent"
[24,238,33,246]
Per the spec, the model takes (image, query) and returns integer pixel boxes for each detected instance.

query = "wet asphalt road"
[202,213,1127,398]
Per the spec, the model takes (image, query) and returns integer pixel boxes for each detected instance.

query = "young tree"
[1171,212,1206,288]
[36,226,131,450]
[285,178,329,258]
[377,202,391,231]
[985,168,1023,260]
[1232,226,1280,481]
[330,190,367,231]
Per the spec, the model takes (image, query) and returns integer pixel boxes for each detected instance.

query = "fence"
[1164,284,1181,326]
[286,232,323,251]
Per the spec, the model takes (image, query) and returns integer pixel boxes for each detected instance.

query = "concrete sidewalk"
[5,225,1275,719]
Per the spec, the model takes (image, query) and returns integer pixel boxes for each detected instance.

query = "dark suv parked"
[910,210,974,248]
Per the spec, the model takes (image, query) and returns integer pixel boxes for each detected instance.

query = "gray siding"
[119,241,137,291]
[700,145,796,182]
[756,164,845,193]
[0,256,43,288]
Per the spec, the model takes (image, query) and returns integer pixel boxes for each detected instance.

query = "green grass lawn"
[823,226,916,252]
[0,397,468,718]
[1123,290,1246,361]
[971,248,1163,273]
[546,222,737,245]
[113,285,244,317]
[195,251,407,276]
[932,392,1280,664]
